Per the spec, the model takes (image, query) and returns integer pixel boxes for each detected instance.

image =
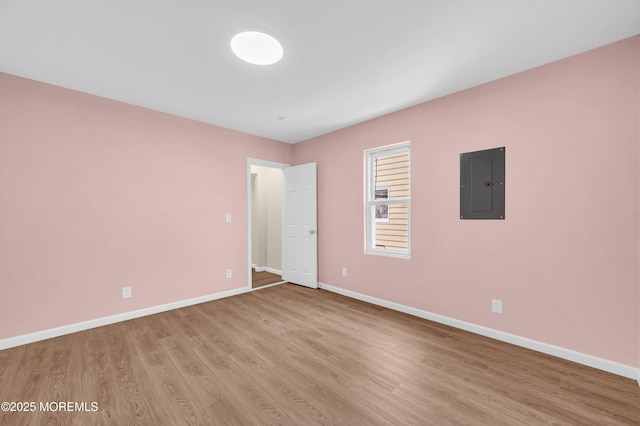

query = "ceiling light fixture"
[230,31,283,65]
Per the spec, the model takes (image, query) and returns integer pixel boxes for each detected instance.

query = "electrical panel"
[460,147,505,219]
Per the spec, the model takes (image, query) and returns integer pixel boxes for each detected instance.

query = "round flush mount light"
[230,31,283,65]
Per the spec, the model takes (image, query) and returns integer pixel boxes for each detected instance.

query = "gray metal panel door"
[460,147,505,219]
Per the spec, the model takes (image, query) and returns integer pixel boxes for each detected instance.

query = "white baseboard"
[0,286,249,351]
[318,282,639,382]
[250,281,286,291]
[253,266,282,276]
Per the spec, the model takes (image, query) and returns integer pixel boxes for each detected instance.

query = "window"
[365,142,410,258]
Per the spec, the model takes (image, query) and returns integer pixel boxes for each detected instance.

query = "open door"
[282,163,318,289]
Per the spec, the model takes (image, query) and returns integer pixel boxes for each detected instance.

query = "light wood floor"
[251,269,284,288]
[1,284,639,425]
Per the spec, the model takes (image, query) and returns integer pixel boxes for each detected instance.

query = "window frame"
[364,142,411,259]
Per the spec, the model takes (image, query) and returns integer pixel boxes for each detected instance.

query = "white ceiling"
[1,1,639,143]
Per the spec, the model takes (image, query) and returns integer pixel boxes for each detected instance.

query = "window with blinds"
[365,143,410,258]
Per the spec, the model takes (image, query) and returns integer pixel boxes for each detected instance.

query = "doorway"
[247,158,318,290]
[247,159,287,289]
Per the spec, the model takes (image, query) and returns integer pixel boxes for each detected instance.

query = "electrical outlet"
[492,299,503,314]
[226,269,232,279]
[341,267,348,277]
[226,213,232,223]
[122,287,132,299]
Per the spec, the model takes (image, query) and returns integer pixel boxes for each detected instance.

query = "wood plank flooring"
[1,284,639,425]
[251,269,284,288]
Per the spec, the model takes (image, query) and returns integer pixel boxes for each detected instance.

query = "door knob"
[309,229,316,235]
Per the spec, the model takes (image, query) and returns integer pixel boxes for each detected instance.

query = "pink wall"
[294,36,640,368]
[0,73,293,340]
[638,40,640,373]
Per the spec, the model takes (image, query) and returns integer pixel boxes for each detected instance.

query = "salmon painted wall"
[294,36,640,368]
[638,40,640,373]
[0,73,293,340]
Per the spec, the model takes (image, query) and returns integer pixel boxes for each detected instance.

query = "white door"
[282,162,317,288]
